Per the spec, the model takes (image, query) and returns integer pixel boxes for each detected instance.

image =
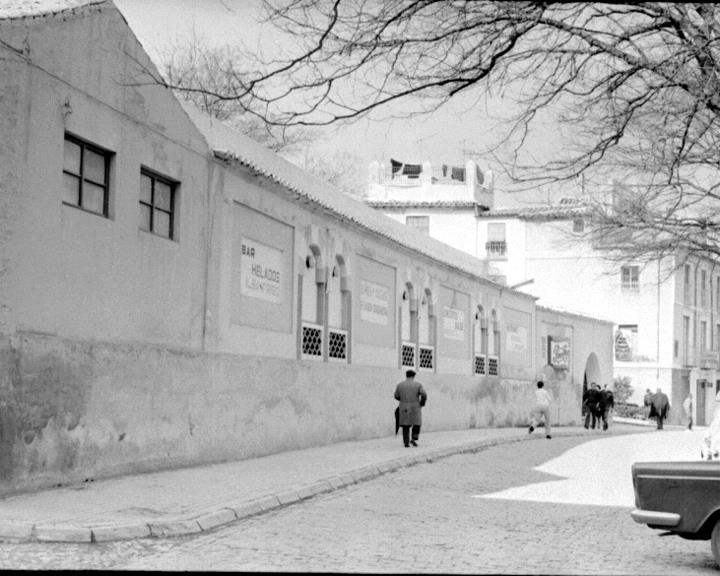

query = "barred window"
[419,345,434,370]
[140,168,177,239]
[488,356,499,376]
[328,328,347,361]
[474,354,486,375]
[401,343,416,368]
[302,323,323,359]
[63,133,112,217]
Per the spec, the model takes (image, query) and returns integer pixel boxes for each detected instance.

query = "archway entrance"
[583,353,602,395]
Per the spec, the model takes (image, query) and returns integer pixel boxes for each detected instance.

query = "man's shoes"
[404,444,409,447]
[410,440,418,447]
[546,435,552,439]
[528,425,534,434]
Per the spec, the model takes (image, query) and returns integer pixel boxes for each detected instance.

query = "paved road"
[0,430,717,573]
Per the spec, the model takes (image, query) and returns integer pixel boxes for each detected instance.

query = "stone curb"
[0,428,637,544]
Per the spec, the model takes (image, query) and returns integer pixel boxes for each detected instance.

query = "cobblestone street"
[0,432,716,573]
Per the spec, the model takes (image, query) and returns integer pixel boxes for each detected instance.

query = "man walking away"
[584,383,602,430]
[651,387,670,430]
[528,380,552,439]
[600,384,615,431]
[394,370,427,447]
[683,393,693,431]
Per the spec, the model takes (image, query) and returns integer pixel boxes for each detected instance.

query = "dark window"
[573,218,585,233]
[63,133,111,216]
[140,168,177,239]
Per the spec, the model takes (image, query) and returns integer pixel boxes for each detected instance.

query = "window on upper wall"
[406,215,429,235]
[621,265,639,291]
[140,168,177,240]
[62,133,112,217]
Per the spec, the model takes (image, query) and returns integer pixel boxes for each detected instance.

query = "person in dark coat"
[650,387,670,430]
[599,384,615,431]
[583,383,603,430]
[394,370,427,447]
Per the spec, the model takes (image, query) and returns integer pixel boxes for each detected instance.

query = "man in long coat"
[650,387,670,430]
[394,370,427,447]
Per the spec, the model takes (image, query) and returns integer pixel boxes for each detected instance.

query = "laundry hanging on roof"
[390,158,422,179]
[451,166,465,181]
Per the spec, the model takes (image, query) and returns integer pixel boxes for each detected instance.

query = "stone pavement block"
[230,500,265,519]
[34,524,92,543]
[276,490,301,506]
[296,480,333,500]
[91,523,151,542]
[0,522,34,541]
[195,508,238,532]
[148,520,202,538]
[327,474,356,490]
[254,495,282,512]
[353,466,382,482]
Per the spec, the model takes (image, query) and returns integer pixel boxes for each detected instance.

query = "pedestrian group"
[582,382,615,431]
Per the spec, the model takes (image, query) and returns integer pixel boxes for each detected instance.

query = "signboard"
[548,336,570,369]
[360,280,390,325]
[614,329,633,361]
[443,306,465,341]
[506,324,528,354]
[240,237,283,304]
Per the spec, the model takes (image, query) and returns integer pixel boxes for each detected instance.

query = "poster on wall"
[505,324,528,354]
[548,336,570,369]
[360,280,390,325]
[443,306,465,341]
[240,237,284,304]
[614,328,633,361]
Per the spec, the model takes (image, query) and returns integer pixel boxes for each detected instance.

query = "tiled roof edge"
[0,0,106,21]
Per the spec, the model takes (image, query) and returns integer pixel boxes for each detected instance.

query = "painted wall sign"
[240,237,283,303]
[443,306,466,341]
[506,324,528,354]
[360,280,390,325]
[548,336,570,369]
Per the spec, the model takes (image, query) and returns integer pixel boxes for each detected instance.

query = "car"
[631,460,720,566]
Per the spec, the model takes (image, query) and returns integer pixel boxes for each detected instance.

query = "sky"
[113,0,562,205]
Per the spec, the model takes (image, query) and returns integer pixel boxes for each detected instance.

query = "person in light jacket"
[394,370,427,448]
[528,380,552,439]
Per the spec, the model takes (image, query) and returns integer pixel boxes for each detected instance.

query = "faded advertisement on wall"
[240,237,283,304]
[360,280,390,326]
[443,306,465,341]
[505,324,528,354]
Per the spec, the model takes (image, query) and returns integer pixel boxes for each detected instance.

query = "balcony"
[485,240,507,260]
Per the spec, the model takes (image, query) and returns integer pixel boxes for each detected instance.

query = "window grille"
[328,328,348,362]
[419,345,434,371]
[401,342,416,368]
[485,241,507,255]
[474,354,486,375]
[488,355,499,376]
[302,322,323,360]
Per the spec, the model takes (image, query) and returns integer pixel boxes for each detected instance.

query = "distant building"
[367,159,719,425]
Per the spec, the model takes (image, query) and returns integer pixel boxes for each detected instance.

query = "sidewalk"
[0,423,651,544]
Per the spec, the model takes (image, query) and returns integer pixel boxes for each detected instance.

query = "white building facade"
[368,161,719,425]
